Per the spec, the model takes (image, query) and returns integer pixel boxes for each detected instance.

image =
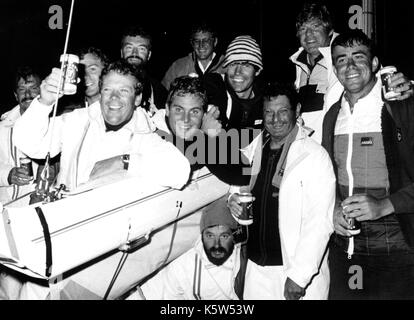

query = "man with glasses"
[162,22,224,91]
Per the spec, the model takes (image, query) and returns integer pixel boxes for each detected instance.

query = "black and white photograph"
[0,0,414,308]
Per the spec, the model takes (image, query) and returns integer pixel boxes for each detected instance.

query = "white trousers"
[244,260,286,300]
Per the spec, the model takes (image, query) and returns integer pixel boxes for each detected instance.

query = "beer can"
[380,66,401,101]
[234,193,254,226]
[59,54,79,95]
[345,217,361,232]
[20,157,33,178]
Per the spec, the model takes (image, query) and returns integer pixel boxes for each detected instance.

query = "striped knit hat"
[222,35,263,72]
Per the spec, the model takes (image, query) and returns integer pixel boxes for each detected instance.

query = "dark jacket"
[202,73,264,131]
[156,124,250,187]
[322,95,414,248]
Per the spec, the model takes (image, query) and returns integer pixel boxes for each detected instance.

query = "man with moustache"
[0,66,45,300]
[228,82,335,300]
[0,66,41,207]
[120,25,167,116]
[13,60,190,192]
[322,30,414,299]
[162,22,224,90]
[138,197,243,300]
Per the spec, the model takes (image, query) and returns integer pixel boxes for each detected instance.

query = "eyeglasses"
[191,38,213,47]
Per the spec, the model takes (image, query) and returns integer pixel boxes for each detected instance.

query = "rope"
[39,0,76,195]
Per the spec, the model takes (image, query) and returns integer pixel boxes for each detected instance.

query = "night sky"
[0,0,413,114]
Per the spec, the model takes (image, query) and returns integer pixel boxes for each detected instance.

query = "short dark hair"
[167,76,208,112]
[120,25,152,50]
[99,59,144,95]
[296,2,333,34]
[79,46,110,69]
[331,29,376,58]
[263,82,299,111]
[14,66,40,91]
[190,22,217,39]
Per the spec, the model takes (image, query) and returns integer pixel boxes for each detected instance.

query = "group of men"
[1,2,414,300]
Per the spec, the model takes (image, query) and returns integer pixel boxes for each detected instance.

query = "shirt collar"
[341,76,382,113]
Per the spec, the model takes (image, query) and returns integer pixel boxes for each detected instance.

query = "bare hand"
[333,204,356,237]
[388,72,414,101]
[341,194,394,222]
[7,167,33,186]
[227,193,243,218]
[201,105,222,138]
[227,193,256,218]
[39,68,65,106]
[284,277,305,300]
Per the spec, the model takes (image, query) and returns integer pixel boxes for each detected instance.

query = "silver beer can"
[380,66,401,101]
[60,54,79,95]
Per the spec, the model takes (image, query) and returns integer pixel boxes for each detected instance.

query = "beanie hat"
[222,35,263,72]
[200,197,238,232]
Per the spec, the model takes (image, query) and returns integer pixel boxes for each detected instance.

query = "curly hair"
[79,46,110,69]
[99,59,144,95]
[296,2,333,34]
[263,82,299,111]
[120,25,152,50]
[14,66,40,91]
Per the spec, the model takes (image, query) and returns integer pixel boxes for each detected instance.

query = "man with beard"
[162,22,224,90]
[138,197,243,300]
[0,66,41,207]
[120,25,167,116]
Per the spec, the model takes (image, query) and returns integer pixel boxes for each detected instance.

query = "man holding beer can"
[322,30,414,300]
[228,82,335,300]
[0,66,40,207]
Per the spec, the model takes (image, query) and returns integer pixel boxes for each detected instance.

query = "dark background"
[0,0,413,114]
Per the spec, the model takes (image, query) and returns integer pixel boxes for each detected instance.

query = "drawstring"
[346,112,355,260]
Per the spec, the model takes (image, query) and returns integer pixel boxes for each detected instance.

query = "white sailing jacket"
[13,98,190,191]
[241,126,335,298]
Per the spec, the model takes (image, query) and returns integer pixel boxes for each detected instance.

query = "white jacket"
[13,98,190,191]
[0,105,38,207]
[141,237,240,300]
[241,127,335,298]
[290,33,344,144]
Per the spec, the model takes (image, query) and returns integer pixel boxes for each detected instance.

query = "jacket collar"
[88,101,154,134]
[290,32,339,67]
[0,105,21,127]
[194,237,240,271]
